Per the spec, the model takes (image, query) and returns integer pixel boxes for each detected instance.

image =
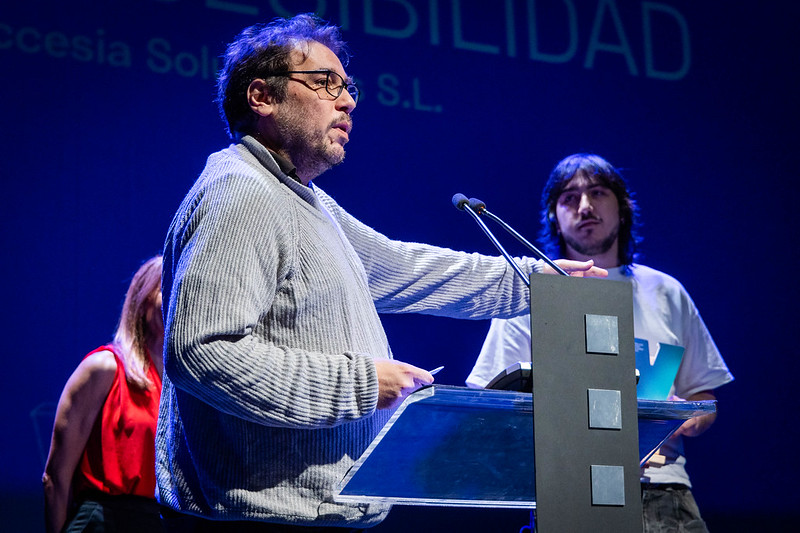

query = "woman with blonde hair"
[43,256,165,532]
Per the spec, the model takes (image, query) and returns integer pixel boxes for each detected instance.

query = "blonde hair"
[113,255,163,389]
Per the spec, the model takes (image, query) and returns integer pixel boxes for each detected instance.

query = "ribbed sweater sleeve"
[162,147,379,430]
[314,187,543,318]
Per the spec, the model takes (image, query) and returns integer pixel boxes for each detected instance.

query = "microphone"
[452,193,470,211]
[451,193,530,287]
[468,197,568,276]
[468,197,486,212]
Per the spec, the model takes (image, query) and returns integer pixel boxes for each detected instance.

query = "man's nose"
[578,193,593,213]
[336,90,357,114]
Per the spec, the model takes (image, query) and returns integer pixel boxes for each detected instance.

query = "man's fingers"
[375,360,434,409]
[550,259,608,278]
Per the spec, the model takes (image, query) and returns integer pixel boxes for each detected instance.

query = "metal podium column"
[530,274,642,532]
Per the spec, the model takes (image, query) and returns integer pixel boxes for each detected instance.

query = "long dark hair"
[539,153,641,267]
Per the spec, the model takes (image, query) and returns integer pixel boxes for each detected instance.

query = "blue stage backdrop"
[2,1,797,530]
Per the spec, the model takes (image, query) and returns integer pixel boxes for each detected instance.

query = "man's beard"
[274,108,347,180]
[562,225,619,257]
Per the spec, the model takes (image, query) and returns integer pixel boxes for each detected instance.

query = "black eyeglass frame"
[266,70,359,105]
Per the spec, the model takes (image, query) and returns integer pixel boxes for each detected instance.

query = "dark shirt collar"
[266,148,302,185]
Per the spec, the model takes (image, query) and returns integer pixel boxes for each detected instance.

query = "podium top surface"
[406,385,714,419]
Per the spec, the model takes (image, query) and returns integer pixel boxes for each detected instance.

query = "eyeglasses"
[268,70,359,105]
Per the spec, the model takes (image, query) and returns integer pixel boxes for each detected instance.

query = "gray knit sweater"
[156,136,542,527]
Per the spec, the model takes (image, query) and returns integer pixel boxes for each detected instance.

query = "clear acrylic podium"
[335,275,716,531]
[335,386,714,506]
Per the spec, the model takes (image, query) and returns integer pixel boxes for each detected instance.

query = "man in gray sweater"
[157,13,604,532]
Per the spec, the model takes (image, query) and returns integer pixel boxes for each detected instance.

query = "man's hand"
[671,391,718,438]
[544,259,608,278]
[373,360,434,410]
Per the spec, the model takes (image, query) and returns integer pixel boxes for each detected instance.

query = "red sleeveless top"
[73,345,162,499]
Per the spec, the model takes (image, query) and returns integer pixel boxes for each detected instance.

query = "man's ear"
[247,79,274,118]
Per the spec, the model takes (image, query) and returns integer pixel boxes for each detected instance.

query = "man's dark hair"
[539,153,641,267]
[216,13,350,140]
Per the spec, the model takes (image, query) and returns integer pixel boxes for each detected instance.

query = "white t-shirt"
[466,264,734,486]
